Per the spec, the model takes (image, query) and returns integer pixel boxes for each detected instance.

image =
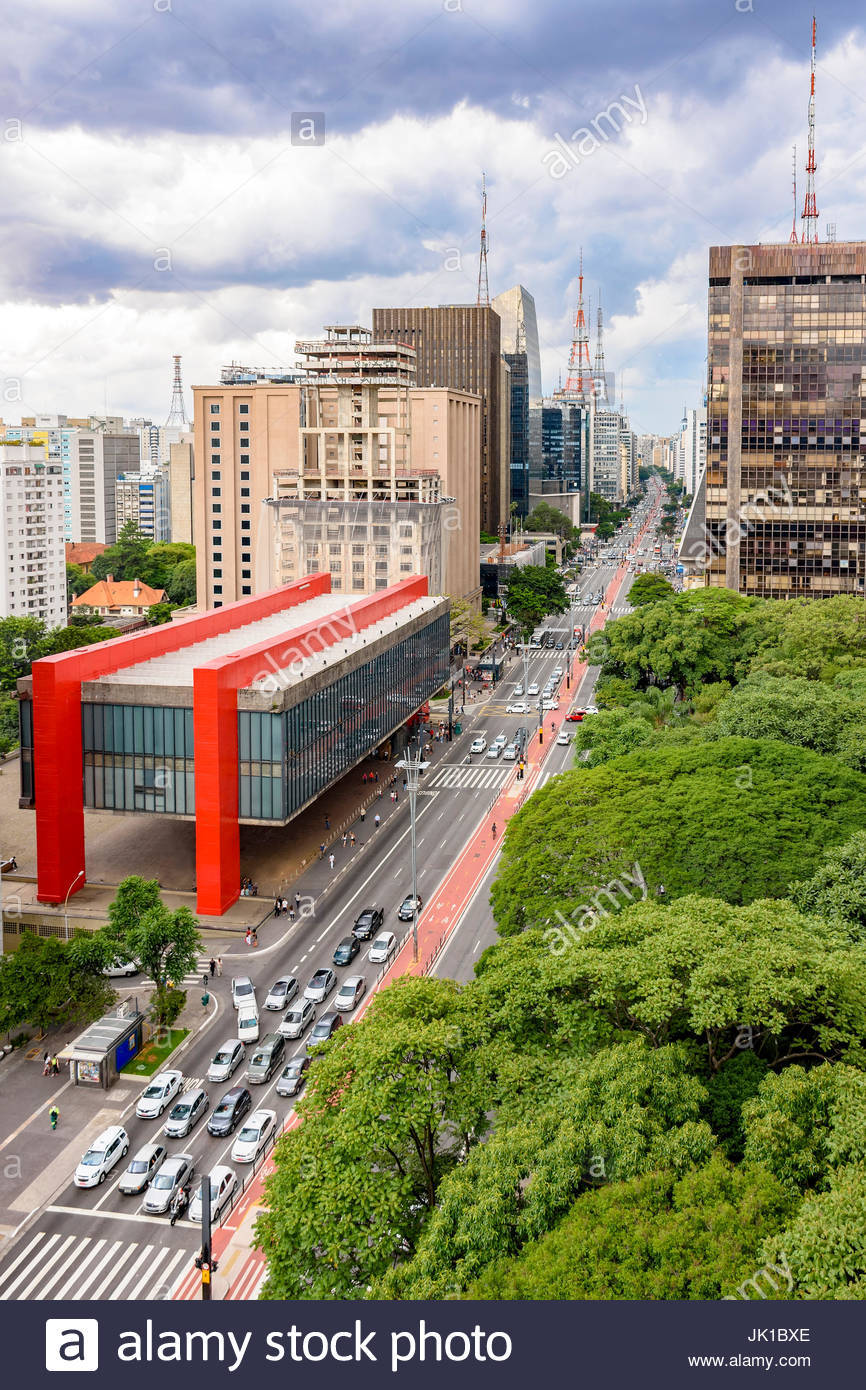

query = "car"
[207,1085,252,1137]
[553,666,563,678]
[566,710,585,722]
[332,935,360,967]
[264,977,297,1011]
[307,1012,344,1045]
[335,974,366,1011]
[103,956,139,978]
[189,1165,239,1224]
[485,743,502,759]
[163,1086,209,1139]
[231,977,255,1010]
[530,635,542,648]
[515,726,529,750]
[539,699,559,711]
[276,1055,311,1097]
[506,702,529,715]
[246,1033,286,1084]
[231,1109,277,1164]
[304,967,336,1003]
[527,683,539,696]
[584,705,599,715]
[236,1004,260,1046]
[135,1069,183,1119]
[555,641,563,649]
[368,930,397,964]
[117,1141,166,1195]
[469,737,487,755]
[279,998,316,1038]
[73,1125,130,1188]
[207,1039,244,1084]
[143,1152,195,1213]
[398,893,422,921]
[492,732,507,748]
[352,906,384,940]
[557,730,571,746]
[502,743,518,761]
[512,684,524,696]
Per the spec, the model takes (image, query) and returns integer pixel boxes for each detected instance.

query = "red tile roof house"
[65,542,108,573]
[71,576,167,619]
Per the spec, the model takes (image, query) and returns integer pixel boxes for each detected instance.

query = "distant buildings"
[63,427,141,545]
[115,470,170,541]
[0,443,66,629]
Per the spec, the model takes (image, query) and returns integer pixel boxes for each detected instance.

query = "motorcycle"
[169,1185,190,1227]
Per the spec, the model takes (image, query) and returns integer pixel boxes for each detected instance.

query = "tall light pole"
[63,869,84,942]
[395,736,429,962]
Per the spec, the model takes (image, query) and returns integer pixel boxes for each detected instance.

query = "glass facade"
[530,398,589,497]
[706,245,866,596]
[74,611,449,823]
[18,697,33,804]
[504,352,530,516]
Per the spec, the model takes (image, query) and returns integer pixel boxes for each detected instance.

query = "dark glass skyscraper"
[504,351,529,515]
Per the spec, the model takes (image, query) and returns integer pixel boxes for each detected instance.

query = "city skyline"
[3,2,865,435]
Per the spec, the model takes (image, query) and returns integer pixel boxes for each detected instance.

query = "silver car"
[143,1153,195,1214]
[163,1086,209,1139]
[304,968,336,1003]
[334,974,366,1011]
[118,1142,167,1196]
[279,998,316,1039]
[206,1039,244,1084]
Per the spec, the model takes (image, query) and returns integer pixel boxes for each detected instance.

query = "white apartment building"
[591,405,625,503]
[679,406,707,499]
[0,444,66,629]
[116,470,170,541]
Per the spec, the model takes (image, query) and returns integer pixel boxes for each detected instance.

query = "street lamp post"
[63,869,85,942]
[395,737,430,962]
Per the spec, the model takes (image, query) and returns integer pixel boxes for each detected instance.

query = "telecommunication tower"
[476,172,490,307]
[800,16,819,244]
[563,250,593,397]
[166,354,189,429]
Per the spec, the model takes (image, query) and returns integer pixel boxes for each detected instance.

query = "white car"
[506,702,529,715]
[304,968,336,1003]
[231,1108,277,1164]
[73,1125,129,1188]
[279,998,316,1039]
[207,1039,244,1084]
[485,743,502,759]
[512,684,524,697]
[539,699,559,711]
[135,1069,183,1119]
[369,930,397,964]
[492,733,507,748]
[189,1165,239,1224]
[231,977,255,1010]
[335,974,366,1011]
[502,743,518,761]
[469,737,487,755]
[528,683,539,696]
[163,1086,209,1139]
[103,956,139,978]
[557,730,571,746]
[264,977,297,1011]
[143,1152,195,1214]
[584,705,599,715]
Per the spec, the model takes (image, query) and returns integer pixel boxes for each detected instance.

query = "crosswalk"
[428,764,513,790]
[0,1228,193,1301]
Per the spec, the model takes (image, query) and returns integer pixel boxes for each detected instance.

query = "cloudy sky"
[3,0,866,434]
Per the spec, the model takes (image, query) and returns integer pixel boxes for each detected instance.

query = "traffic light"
[201,992,210,1007]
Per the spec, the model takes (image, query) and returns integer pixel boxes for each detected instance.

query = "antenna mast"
[790,144,799,244]
[166,354,189,428]
[476,172,490,307]
[800,16,819,244]
[593,295,606,400]
[564,249,593,397]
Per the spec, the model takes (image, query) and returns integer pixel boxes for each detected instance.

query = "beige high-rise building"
[168,436,194,544]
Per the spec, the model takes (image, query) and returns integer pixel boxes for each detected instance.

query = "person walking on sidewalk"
[42,1051,50,1077]
[51,1055,59,1076]
[360,807,366,823]
[319,842,326,859]
[374,813,381,829]
[329,852,335,870]
[209,957,216,977]
[49,1105,59,1130]
[342,832,348,848]
[324,814,330,831]
[288,904,296,923]
[349,832,356,847]
[216,956,222,976]
[294,892,301,913]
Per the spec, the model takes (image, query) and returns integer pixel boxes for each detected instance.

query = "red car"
[566,710,585,722]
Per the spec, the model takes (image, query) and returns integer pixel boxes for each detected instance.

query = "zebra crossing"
[0,1228,193,1301]
[428,764,513,790]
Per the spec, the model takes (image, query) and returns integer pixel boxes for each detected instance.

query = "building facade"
[63,429,141,545]
[168,437,195,544]
[372,304,506,532]
[0,444,66,628]
[116,471,170,541]
[706,241,866,596]
[491,285,543,403]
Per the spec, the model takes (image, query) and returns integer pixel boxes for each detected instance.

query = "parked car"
[368,930,397,964]
[469,736,487,755]
[103,956,139,978]
[506,701,529,714]
[189,1165,238,1224]
[143,1152,195,1213]
[276,1055,310,1098]
[231,977,255,1010]
[332,936,360,967]
[135,1070,183,1120]
[335,975,366,1011]
[398,893,422,921]
[352,906,384,940]
[264,977,297,1011]
[307,1013,343,1046]
[163,1086,209,1139]
[566,710,585,722]
[118,1141,166,1195]
[304,968,336,1003]
[279,998,316,1039]
[206,1039,244,1084]
[231,1109,277,1164]
[207,1085,252,1137]
[246,1033,286,1084]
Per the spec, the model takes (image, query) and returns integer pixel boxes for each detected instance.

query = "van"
[245,1033,285,1084]
[236,1003,260,1046]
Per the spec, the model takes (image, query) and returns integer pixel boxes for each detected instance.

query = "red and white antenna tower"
[800,16,819,245]
[790,144,799,244]
[564,249,593,396]
[476,172,490,307]
[165,354,189,428]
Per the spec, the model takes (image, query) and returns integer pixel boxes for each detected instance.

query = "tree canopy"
[628,572,675,607]
[524,502,579,542]
[0,932,116,1037]
[503,565,567,634]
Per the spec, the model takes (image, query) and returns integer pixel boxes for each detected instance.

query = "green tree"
[166,557,197,606]
[0,617,48,691]
[103,876,200,1017]
[742,1064,866,1192]
[572,706,655,767]
[628,572,675,607]
[751,593,866,681]
[766,1166,866,1299]
[490,739,866,927]
[136,542,195,591]
[90,521,152,582]
[466,1157,794,1300]
[792,831,866,938]
[448,596,488,654]
[256,977,490,1299]
[42,624,120,655]
[0,694,20,753]
[709,674,861,757]
[524,502,579,542]
[503,565,567,635]
[145,602,174,626]
[66,563,92,601]
[0,932,115,1037]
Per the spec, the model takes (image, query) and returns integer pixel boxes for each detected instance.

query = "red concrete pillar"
[32,659,86,904]
[193,667,240,916]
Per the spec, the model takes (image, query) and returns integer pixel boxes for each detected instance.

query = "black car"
[306,1013,343,1051]
[514,726,529,753]
[352,907,384,941]
[332,935,360,966]
[398,894,422,922]
[207,1086,252,1138]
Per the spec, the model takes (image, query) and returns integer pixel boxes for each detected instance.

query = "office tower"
[704,241,866,595]
[63,428,141,544]
[492,286,543,402]
[503,352,530,516]
[0,443,66,629]
[531,397,590,518]
[168,436,195,544]
[115,470,170,541]
[372,304,505,532]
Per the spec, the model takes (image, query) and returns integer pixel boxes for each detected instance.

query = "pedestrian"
[49,1105,59,1131]
[281,897,289,916]
[360,807,366,823]
[362,771,368,784]
[288,905,296,923]
[349,832,356,847]
[324,814,330,830]
[374,770,379,782]
[42,1052,50,1077]
[378,786,383,797]
[294,893,301,912]
[245,930,251,946]
[391,789,396,802]
[319,842,326,858]
[51,1055,59,1076]
[329,852,335,870]
[374,813,381,829]
[342,832,348,848]
[209,957,216,976]
[251,929,258,947]
[217,956,222,976]
[274,896,281,917]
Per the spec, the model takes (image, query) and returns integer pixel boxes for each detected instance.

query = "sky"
[2,0,866,436]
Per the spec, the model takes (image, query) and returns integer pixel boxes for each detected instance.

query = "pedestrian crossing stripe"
[0,1229,193,1301]
[427,765,512,790]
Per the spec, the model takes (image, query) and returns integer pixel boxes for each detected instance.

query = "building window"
[213,551,222,561]
[240,503,250,514]
[240,487,250,497]
[211,454,220,465]
[213,584,223,594]
[214,568,222,578]
[241,569,251,579]
[212,503,221,513]
[210,422,220,432]
[240,470,250,481]
[239,422,249,433]
[210,404,219,414]
[240,456,249,466]
[212,487,221,497]
[212,470,220,480]
[239,404,249,414]
[241,584,251,594]
[241,520,250,531]
[213,520,221,530]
